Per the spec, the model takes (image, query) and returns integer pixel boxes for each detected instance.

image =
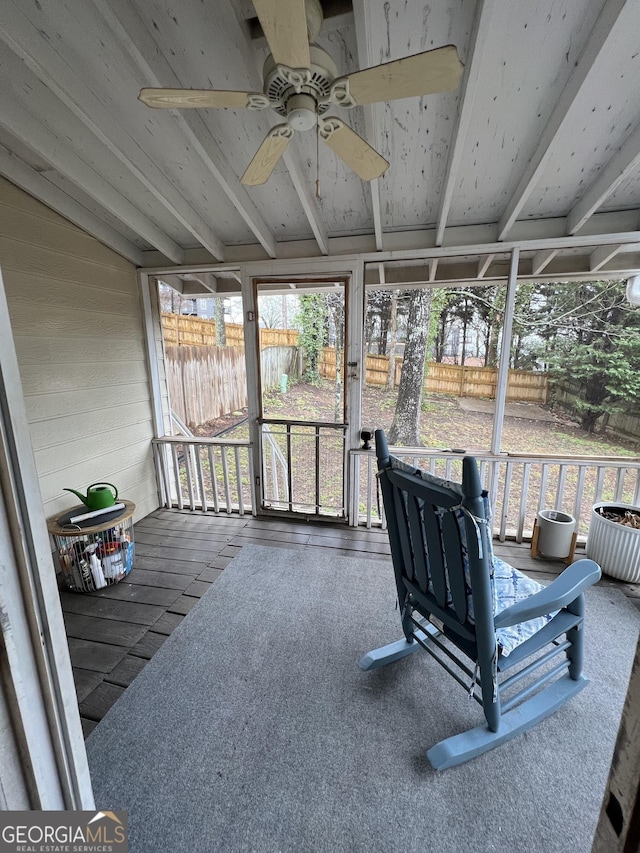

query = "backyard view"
[193,381,636,455]
[158,277,640,531]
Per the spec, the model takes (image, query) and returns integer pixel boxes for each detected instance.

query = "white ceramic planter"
[586,502,640,583]
[536,509,576,558]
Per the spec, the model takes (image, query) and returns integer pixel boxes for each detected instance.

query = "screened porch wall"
[0,177,159,521]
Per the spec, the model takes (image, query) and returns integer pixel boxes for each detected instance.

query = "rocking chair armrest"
[493,559,601,629]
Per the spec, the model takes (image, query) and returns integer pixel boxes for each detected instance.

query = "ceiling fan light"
[286,93,317,131]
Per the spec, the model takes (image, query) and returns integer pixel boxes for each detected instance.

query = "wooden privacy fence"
[166,345,246,426]
[162,313,244,347]
[424,362,549,403]
[161,313,298,349]
[163,315,549,408]
[365,353,396,386]
[261,346,300,389]
[321,350,549,403]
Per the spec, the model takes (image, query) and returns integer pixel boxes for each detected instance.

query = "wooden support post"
[592,637,640,853]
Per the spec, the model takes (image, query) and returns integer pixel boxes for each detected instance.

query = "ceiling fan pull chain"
[316,121,321,199]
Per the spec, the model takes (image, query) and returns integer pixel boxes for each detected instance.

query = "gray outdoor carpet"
[87,544,640,853]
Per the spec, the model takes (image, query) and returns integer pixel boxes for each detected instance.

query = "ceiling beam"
[428,259,438,282]
[0,146,145,265]
[477,254,495,279]
[94,0,280,259]
[352,0,384,251]
[567,121,640,235]
[141,212,640,274]
[180,273,219,294]
[368,180,384,253]
[0,92,185,263]
[435,0,497,247]
[531,249,558,276]
[0,0,224,260]
[590,244,623,272]
[282,148,329,255]
[497,0,630,241]
[360,228,640,266]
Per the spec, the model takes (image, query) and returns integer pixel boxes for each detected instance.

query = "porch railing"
[350,448,640,541]
[152,436,255,514]
[261,422,289,505]
[151,434,640,537]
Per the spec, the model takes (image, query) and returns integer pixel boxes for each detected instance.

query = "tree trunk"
[581,411,601,433]
[386,291,398,390]
[486,314,499,367]
[388,288,433,446]
[364,293,375,353]
[215,297,226,346]
[461,297,468,366]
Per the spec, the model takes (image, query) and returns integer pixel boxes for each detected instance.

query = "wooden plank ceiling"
[0,0,639,283]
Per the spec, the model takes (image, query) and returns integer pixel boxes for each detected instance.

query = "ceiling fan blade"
[337,45,464,106]
[138,88,266,109]
[319,118,389,181]
[241,125,294,186]
[252,0,310,69]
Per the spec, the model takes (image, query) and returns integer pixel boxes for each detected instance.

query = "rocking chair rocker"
[359,430,601,770]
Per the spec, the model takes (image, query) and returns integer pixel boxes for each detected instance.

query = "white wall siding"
[0,176,158,521]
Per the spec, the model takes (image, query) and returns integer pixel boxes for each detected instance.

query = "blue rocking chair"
[359,429,601,770]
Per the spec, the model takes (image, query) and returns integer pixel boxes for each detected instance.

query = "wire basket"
[48,501,135,593]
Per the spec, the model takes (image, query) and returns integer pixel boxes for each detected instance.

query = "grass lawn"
[258,380,639,458]
[189,380,638,529]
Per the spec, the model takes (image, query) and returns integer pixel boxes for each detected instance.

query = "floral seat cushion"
[387,455,556,657]
[492,556,556,657]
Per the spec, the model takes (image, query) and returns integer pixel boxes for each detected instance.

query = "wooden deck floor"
[60,509,640,738]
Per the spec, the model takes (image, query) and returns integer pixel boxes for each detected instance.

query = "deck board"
[167,595,201,616]
[79,682,125,722]
[129,630,168,660]
[66,637,127,674]
[90,582,184,607]
[134,530,234,549]
[183,580,212,598]
[124,568,196,591]
[132,555,210,576]
[63,613,148,647]
[152,612,185,636]
[59,590,166,626]
[72,668,104,703]
[61,508,640,736]
[105,655,148,687]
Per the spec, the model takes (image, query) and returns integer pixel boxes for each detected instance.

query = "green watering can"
[64,482,118,510]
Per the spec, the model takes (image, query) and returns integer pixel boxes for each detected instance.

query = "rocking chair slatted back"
[382,457,493,647]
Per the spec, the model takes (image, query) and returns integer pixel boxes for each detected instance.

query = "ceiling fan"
[138,0,464,186]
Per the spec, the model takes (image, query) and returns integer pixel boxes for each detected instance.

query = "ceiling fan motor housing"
[263,45,339,121]
[286,93,318,130]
